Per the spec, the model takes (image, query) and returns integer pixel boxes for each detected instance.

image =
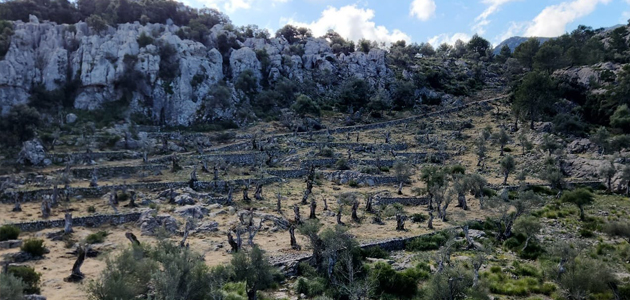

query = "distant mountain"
[493,37,551,55]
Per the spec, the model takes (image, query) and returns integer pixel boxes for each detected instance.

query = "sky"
[183,0,630,46]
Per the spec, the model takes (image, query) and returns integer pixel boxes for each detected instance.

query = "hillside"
[3,1,630,300]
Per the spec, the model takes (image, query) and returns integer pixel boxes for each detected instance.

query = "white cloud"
[201,0,254,12]
[410,0,437,21]
[428,32,471,47]
[524,0,612,37]
[473,0,520,35]
[286,5,411,44]
[494,21,528,44]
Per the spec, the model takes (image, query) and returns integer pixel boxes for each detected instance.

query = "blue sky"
[185,0,630,46]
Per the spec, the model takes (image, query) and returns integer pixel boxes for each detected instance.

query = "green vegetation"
[7,265,41,294]
[0,224,20,241]
[85,231,109,244]
[20,238,46,257]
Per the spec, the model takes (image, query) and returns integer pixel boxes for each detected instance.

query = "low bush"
[295,277,327,297]
[362,246,390,259]
[335,158,350,170]
[86,231,109,244]
[0,225,20,241]
[370,262,428,299]
[503,233,545,259]
[87,205,96,213]
[21,239,46,257]
[410,213,427,223]
[0,272,25,300]
[8,265,41,294]
[406,232,449,251]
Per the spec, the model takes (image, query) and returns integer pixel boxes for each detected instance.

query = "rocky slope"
[0,15,394,126]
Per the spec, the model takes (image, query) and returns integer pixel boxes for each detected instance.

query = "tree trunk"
[290,226,300,250]
[276,195,282,214]
[243,188,251,203]
[397,182,403,195]
[12,194,21,212]
[294,205,301,224]
[503,171,509,185]
[64,245,87,282]
[366,196,373,213]
[228,232,239,253]
[125,232,140,245]
[458,193,468,210]
[500,145,504,156]
[579,205,585,221]
[64,213,73,234]
[396,214,405,231]
[337,206,345,225]
[247,288,257,300]
[323,198,328,211]
[180,220,191,248]
[309,199,317,219]
[41,199,51,218]
[521,236,532,252]
[254,184,263,200]
[428,211,434,229]
[351,201,359,222]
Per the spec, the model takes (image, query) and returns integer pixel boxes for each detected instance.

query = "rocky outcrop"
[553,62,621,88]
[0,19,397,125]
[17,139,50,166]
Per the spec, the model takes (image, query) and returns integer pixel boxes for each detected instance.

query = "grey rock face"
[17,139,49,166]
[0,19,396,125]
[138,209,180,235]
[175,205,209,219]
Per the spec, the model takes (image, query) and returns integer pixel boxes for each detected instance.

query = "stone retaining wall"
[2,178,281,203]
[266,169,309,179]
[8,212,142,232]
[47,151,143,164]
[376,197,430,206]
[296,142,408,151]
[57,165,168,179]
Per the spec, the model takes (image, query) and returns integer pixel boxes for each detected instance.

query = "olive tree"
[231,245,275,300]
[561,188,594,221]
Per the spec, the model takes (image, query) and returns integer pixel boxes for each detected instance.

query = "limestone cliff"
[0,16,395,126]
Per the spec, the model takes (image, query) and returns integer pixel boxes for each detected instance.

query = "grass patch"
[21,239,46,257]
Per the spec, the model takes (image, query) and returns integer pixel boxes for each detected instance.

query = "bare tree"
[64,244,88,282]
[90,169,98,187]
[41,198,51,218]
[228,231,239,253]
[365,195,373,213]
[254,183,264,200]
[351,200,360,222]
[290,225,301,250]
[180,219,192,248]
[12,193,21,212]
[309,198,317,219]
[396,214,406,231]
[294,205,302,224]
[428,210,434,229]
[64,213,73,234]
[337,205,345,225]
[125,232,140,245]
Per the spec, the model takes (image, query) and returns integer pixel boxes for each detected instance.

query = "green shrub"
[0,225,20,241]
[511,261,540,278]
[348,180,359,188]
[579,228,595,238]
[295,277,327,297]
[379,166,390,172]
[319,147,334,157]
[21,239,46,257]
[87,206,96,213]
[362,246,390,259]
[86,231,109,244]
[370,262,426,299]
[482,187,496,197]
[335,158,350,170]
[297,262,318,277]
[8,265,41,294]
[406,232,448,251]
[0,272,25,300]
[410,213,427,223]
[528,185,555,195]
[503,147,512,153]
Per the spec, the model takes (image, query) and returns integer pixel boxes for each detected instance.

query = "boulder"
[17,139,50,166]
[65,113,77,124]
[0,239,23,249]
[138,209,180,236]
[193,221,219,233]
[567,138,596,154]
[175,205,209,219]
